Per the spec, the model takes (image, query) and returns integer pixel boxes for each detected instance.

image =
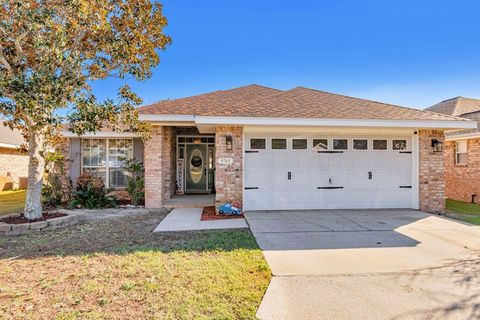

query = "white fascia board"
[139,114,195,123]
[0,142,20,149]
[61,131,141,138]
[445,132,480,141]
[194,116,477,130]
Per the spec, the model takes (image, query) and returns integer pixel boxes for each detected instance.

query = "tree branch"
[14,30,29,59]
[0,44,13,74]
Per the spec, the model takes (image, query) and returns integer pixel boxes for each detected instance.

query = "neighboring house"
[61,85,475,213]
[426,97,480,204]
[0,123,28,190]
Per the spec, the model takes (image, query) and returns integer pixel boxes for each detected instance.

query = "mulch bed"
[201,206,244,221]
[0,211,67,224]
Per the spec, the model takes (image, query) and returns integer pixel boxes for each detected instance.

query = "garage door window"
[353,139,368,150]
[373,140,387,150]
[250,139,266,149]
[392,140,407,150]
[292,139,308,149]
[333,139,348,150]
[313,139,328,150]
[272,139,287,150]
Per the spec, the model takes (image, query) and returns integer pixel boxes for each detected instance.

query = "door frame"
[243,128,420,210]
[177,135,215,194]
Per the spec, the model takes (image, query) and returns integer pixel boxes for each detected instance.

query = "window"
[353,139,368,150]
[333,139,348,150]
[292,139,308,149]
[82,138,133,188]
[393,140,407,150]
[250,138,266,149]
[373,139,387,150]
[455,140,468,165]
[313,139,328,150]
[272,139,287,150]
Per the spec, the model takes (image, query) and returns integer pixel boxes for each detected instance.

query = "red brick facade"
[419,130,445,213]
[214,126,243,208]
[444,138,480,204]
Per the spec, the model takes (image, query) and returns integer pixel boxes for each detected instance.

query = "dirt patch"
[0,211,67,224]
[201,206,244,221]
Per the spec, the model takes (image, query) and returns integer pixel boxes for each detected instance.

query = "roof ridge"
[293,87,467,121]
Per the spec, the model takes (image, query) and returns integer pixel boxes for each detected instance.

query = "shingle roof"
[426,97,480,117]
[137,84,467,121]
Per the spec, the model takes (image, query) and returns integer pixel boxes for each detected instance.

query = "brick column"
[419,130,445,213]
[144,125,164,208]
[215,126,243,209]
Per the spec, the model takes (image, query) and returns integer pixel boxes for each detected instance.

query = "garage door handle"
[399,186,412,189]
[368,171,372,179]
[318,151,344,154]
[245,150,259,153]
[399,151,412,154]
[317,186,344,189]
[245,187,259,190]
[288,172,291,180]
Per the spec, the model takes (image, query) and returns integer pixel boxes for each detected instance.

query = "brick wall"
[144,126,164,208]
[0,148,29,190]
[163,126,176,200]
[144,126,176,208]
[444,138,480,204]
[419,130,445,213]
[214,126,243,209]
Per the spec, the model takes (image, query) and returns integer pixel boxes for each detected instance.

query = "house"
[61,85,476,213]
[426,97,480,204]
[0,122,28,190]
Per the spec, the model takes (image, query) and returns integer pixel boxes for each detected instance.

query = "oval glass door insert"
[190,148,204,183]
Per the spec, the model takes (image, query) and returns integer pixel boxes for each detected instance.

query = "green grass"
[0,189,25,216]
[445,199,480,225]
[0,212,271,319]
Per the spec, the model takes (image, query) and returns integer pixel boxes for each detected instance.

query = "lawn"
[0,190,26,216]
[444,199,480,225]
[0,211,271,319]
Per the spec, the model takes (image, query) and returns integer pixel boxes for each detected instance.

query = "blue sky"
[91,0,480,110]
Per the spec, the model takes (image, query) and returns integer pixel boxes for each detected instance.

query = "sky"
[90,0,480,110]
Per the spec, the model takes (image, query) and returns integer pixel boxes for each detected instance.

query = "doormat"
[201,206,244,221]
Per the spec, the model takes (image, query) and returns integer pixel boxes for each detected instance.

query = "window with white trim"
[455,140,468,165]
[82,138,133,187]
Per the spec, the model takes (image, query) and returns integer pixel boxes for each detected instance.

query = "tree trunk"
[24,131,45,220]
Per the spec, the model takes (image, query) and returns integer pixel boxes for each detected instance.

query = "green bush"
[123,159,145,206]
[42,150,73,209]
[69,174,117,209]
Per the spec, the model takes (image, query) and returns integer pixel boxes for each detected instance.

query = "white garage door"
[244,134,413,211]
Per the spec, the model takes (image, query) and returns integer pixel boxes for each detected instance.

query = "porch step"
[162,194,215,209]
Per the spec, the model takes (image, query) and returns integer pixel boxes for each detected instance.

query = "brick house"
[61,85,475,213]
[0,123,28,190]
[426,97,480,204]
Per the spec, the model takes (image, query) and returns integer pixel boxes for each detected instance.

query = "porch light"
[431,139,443,152]
[193,137,201,144]
[226,136,233,150]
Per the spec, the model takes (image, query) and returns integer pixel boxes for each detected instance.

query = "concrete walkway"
[153,208,248,232]
[245,210,480,320]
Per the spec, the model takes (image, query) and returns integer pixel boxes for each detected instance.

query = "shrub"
[123,159,145,206]
[69,174,117,209]
[42,150,73,209]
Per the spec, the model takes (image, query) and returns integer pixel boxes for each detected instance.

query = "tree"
[0,0,171,219]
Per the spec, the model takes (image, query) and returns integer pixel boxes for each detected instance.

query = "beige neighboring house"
[426,97,480,204]
[0,123,28,190]
[60,84,476,213]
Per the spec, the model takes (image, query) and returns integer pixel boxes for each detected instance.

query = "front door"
[185,144,207,193]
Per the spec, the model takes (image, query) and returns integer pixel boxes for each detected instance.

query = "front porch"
[143,125,243,209]
[163,194,215,208]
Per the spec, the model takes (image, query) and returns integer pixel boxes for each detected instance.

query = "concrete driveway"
[244,210,480,320]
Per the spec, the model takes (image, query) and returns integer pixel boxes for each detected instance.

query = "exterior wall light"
[226,136,233,150]
[431,139,443,152]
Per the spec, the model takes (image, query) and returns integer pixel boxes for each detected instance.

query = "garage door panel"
[244,134,413,211]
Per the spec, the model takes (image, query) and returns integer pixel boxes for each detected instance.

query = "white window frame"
[81,138,134,188]
[455,140,468,165]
